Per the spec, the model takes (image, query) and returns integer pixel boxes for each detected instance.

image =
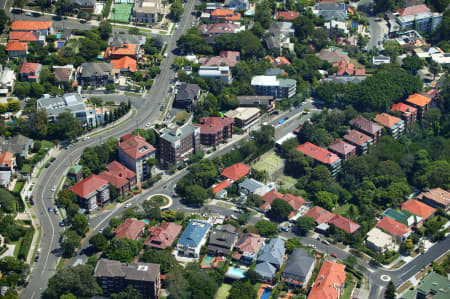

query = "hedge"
[18,227,34,261]
[103,0,113,19]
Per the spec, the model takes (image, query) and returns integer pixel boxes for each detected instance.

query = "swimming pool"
[140,219,150,225]
[226,267,246,279]
[245,9,255,16]
[260,288,272,299]
[201,255,214,267]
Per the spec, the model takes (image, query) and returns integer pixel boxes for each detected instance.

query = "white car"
[51,185,57,192]
[145,122,151,127]
[124,203,132,208]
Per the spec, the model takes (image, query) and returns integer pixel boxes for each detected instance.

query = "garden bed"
[147,194,170,207]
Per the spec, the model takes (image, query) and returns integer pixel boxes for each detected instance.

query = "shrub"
[18,228,34,260]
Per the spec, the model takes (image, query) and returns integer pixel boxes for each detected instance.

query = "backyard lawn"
[334,204,358,217]
[215,283,232,299]
[13,181,25,194]
[275,175,297,190]
[252,152,285,178]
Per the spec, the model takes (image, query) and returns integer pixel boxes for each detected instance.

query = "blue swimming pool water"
[55,33,62,38]
[140,219,150,224]
[202,255,214,266]
[226,267,246,279]
[245,9,255,16]
[260,289,272,299]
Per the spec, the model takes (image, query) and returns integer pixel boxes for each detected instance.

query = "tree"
[98,21,112,39]
[89,234,108,252]
[183,184,210,205]
[60,294,77,299]
[227,280,257,299]
[61,230,81,258]
[255,220,277,237]
[384,40,401,61]
[428,60,442,80]
[55,112,83,141]
[44,265,100,298]
[169,1,184,21]
[187,272,219,299]
[0,9,8,33]
[402,55,424,75]
[112,286,143,299]
[7,99,20,112]
[0,189,18,213]
[385,281,396,299]
[311,28,329,50]
[104,238,140,263]
[293,16,314,41]
[314,191,338,210]
[141,249,181,274]
[344,255,357,268]
[268,198,293,222]
[14,82,30,98]
[14,0,25,11]
[55,0,71,15]
[296,216,315,235]
[71,214,89,236]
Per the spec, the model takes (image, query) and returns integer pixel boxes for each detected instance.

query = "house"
[374,113,405,139]
[119,134,156,182]
[391,102,418,125]
[237,96,275,112]
[98,161,137,196]
[260,190,307,213]
[401,272,450,299]
[251,75,297,99]
[69,174,110,213]
[111,57,137,73]
[328,139,356,160]
[401,199,436,222]
[376,217,411,241]
[37,93,102,127]
[395,4,442,34]
[372,55,391,65]
[212,180,232,198]
[349,117,383,144]
[11,21,53,35]
[224,107,260,129]
[0,135,32,157]
[105,44,139,60]
[199,51,240,68]
[265,56,291,67]
[332,61,365,76]
[365,227,397,253]
[221,163,250,182]
[224,0,249,11]
[19,62,41,83]
[159,124,200,165]
[328,215,360,234]
[265,22,295,53]
[68,165,83,182]
[207,224,240,256]
[324,20,348,34]
[313,2,347,22]
[210,9,241,21]
[296,142,341,177]
[0,65,16,96]
[94,258,160,299]
[254,238,285,280]
[308,261,346,299]
[70,0,96,12]
[176,220,211,258]
[239,178,269,196]
[343,129,373,155]
[174,83,201,108]
[132,0,161,24]
[198,22,243,37]
[405,93,432,119]
[304,206,335,225]
[199,66,232,84]
[115,218,146,240]
[281,248,315,288]
[318,48,350,64]
[274,10,300,21]
[0,152,14,172]
[9,31,45,45]
[196,117,234,146]
[417,188,450,211]
[233,233,265,264]
[53,65,75,82]
[383,208,417,227]
[78,62,113,88]
[109,34,146,47]
[144,222,182,249]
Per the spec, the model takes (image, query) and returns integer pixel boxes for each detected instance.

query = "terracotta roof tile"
[105,44,138,58]
[115,218,146,240]
[118,135,155,160]
[213,180,233,194]
[11,20,52,31]
[391,102,417,116]
[328,214,360,233]
[69,174,109,198]
[266,55,291,67]
[401,199,436,220]
[375,113,402,128]
[235,233,264,254]
[211,9,241,20]
[305,206,335,224]
[98,161,136,189]
[111,56,137,72]
[9,31,40,42]
[144,222,182,249]
[260,190,307,211]
[405,93,432,107]
[397,4,430,16]
[221,163,250,181]
[20,62,40,74]
[349,117,383,135]
[296,142,340,165]
[308,261,346,299]
[0,152,14,169]
[376,217,410,237]
[328,139,356,155]
[7,41,27,51]
[202,51,240,67]
[344,129,372,146]
[196,117,234,135]
[274,10,300,20]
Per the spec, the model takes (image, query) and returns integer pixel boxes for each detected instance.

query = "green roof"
[383,209,413,226]
[416,272,449,299]
[69,165,82,174]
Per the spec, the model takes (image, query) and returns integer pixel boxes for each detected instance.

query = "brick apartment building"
[159,124,200,165]
[196,117,234,146]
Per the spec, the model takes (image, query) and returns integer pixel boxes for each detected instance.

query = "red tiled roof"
[401,199,436,220]
[235,233,264,254]
[333,60,366,76]
[328,215,360,234]
[20,62,40,74]
[405,93,432,107]
[397,4,430,16]
[296,142,340,165]
[328,139,356,156]
[221,163,250,181]
[274,10,300,20]
[120,134,134,142]
[418,188,450,208]
[119,135,155,160]
[11,20,52,31]
[211,9,241,20]
[105,44,138,58]
[196,117,234,135]
[7,41,27,51]
[115,218,146,240]
[111,56,137,72]
[391,102,417,116]
[144,222,183,249]
[308,261,346,299]
[344,129,372,146]
[260,190,307,211]
[213,180,233,194]
[98,171,128,189]
[0,152,14,169]
[9,31,39,42]
[349,117,383,135]
[305,206,335,224]
[376,217,410,237]
[202,51,240,67]
[98,161,136,189]
[375,113,402,128]
[69,174,109,198]
[266,55,291,67]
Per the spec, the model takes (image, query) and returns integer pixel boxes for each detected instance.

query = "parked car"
[45,163,50,168]
[50,157,56,162]
[54,208,59,215]
[48,207,52,212]
[51,185,57,192]
[34,255,39,262]
[124,203,132,208]
[330,253,338,258]
[322,239,330,245]
[59,221,65,227]
[160,105,164,111]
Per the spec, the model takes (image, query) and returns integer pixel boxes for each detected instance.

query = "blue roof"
[254,261,277,279]
[177,220,210,248]
[257,238,285,267]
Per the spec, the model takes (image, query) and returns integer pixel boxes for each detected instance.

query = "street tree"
[44,265,100,298]
[255,220,277,237]
[98,21,112,40]
[89,234,108,252]
[402,55,424,75]
[268,198,293,222]
[385,281,396,299]
[428,60,442,79]
[384,40,401,61]
[169,1,184,21]
[71,214,89,236]
[62,230,81,258]
[296,216,316,236]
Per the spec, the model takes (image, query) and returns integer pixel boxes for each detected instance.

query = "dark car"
[48,207,52,212]
[34,255,39,262]
[29,198,34,205]
[160,105,164,111]
[45,163,50,168]
[50,157,56,162]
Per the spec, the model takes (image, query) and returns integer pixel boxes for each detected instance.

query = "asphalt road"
[21,0,198,297]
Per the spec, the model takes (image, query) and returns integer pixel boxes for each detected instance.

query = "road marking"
[400,265,418,279]
[40,174,56,276]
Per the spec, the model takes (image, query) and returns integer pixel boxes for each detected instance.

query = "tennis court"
[110,3,134,23]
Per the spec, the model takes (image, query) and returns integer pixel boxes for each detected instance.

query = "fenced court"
[110,3,134,23]
[252,151,286,180]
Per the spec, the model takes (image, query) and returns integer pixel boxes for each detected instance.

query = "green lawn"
[252,152,285,176]
[20,164,32,174]
[276,175,297,190]
[13,181,25,194]
[176,111,191,124]
[342,281,356,299]
[215,283,232,299]
[334,204,358,217]
[39,140,55,153]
